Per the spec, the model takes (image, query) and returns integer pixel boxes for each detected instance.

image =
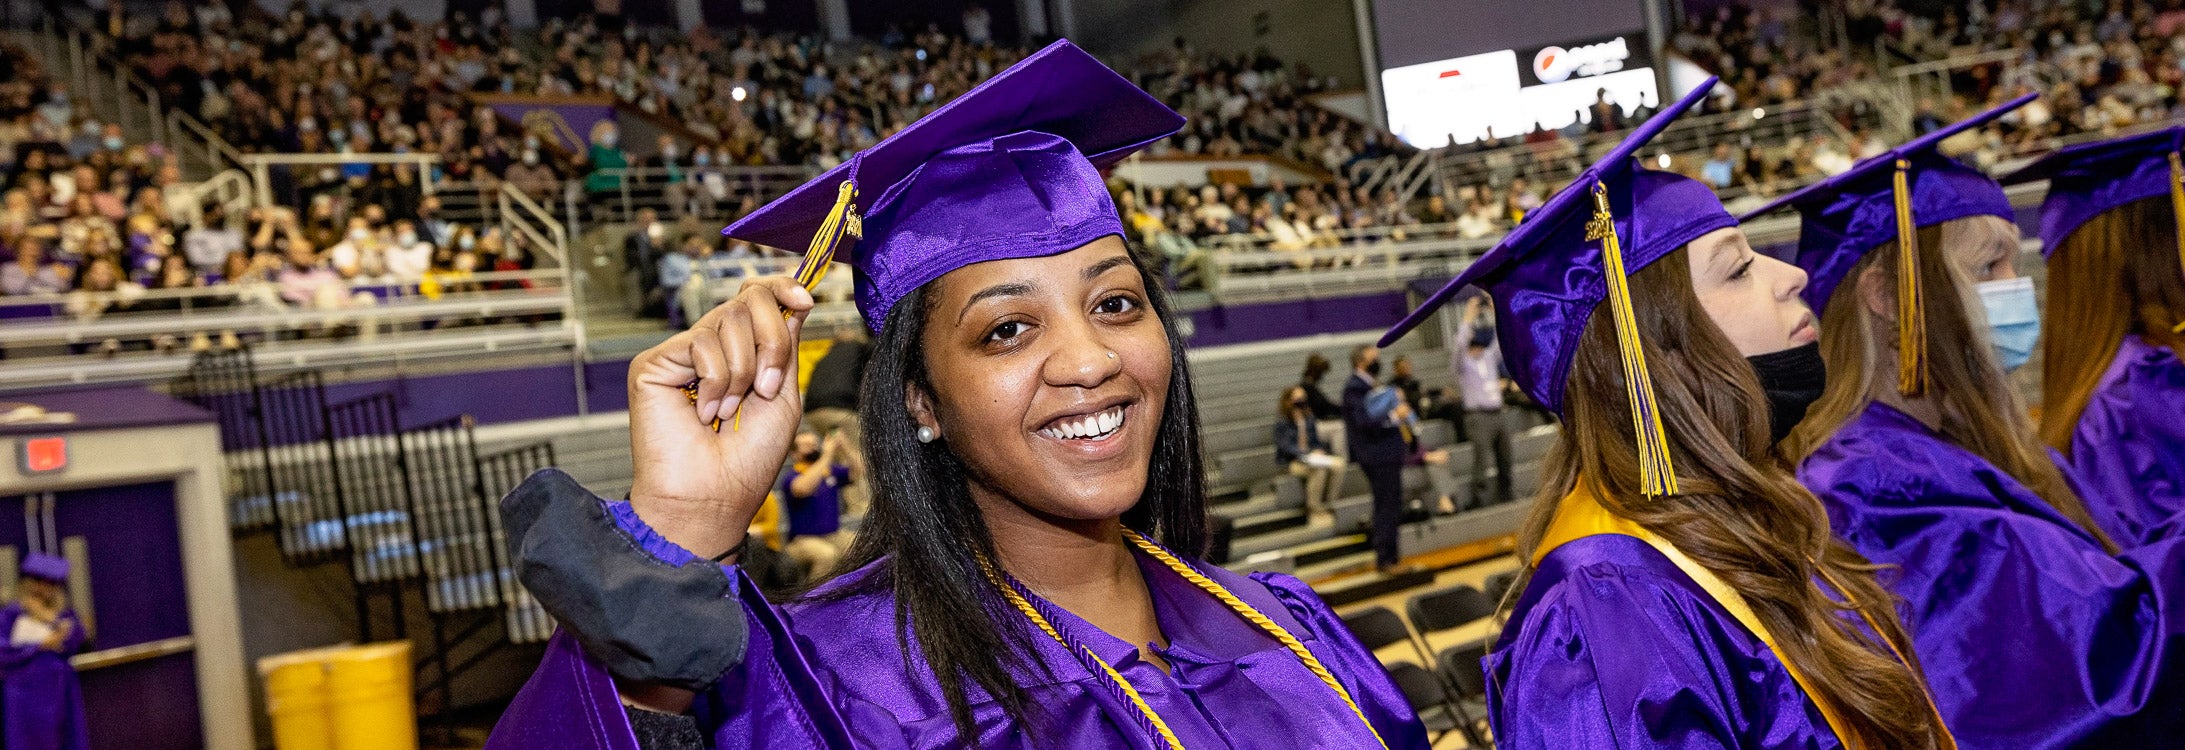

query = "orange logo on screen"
[21,437,66,473]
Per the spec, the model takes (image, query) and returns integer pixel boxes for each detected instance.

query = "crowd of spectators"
[0,40,543,355]
[99,1,1398,221]
[53,0,2185,317]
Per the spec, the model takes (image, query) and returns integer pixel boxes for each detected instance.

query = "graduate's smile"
[1031,398,1139,459]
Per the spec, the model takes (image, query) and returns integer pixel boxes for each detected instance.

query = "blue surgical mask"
[1976,276,2039,372]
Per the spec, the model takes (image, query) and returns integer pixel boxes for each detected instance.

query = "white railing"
[581,166,816,224]
[239,152,446,209]
[0,269,577,389]
[170,169,253,229]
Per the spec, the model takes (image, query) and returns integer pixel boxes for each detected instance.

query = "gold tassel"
[793,180,862,294]
[2168,153,2185,334]
[1893,159,1928,396]
[1588,182,1679,497]
[690,180,863,432]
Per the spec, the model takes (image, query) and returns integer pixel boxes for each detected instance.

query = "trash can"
[258,642,417,750]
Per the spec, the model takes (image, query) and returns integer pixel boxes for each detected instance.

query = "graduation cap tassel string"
[1892,159,1929,397]
[1589,182,1679,497]
[2168,153,2185,334]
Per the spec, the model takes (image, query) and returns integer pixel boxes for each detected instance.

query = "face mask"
[599,132,618,148]
[1363,360,1382,378]
[1976,276,2040,372]
[349,228,370,241]
[458,235,476,250]
[522,150,539,165]
[694,153,711,166]
[103,136,123,150]
[396,232,417,246]
[1746,341,1827,444]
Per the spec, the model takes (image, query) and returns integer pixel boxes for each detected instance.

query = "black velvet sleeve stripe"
[502,468,750,691]
[626,705,708,750]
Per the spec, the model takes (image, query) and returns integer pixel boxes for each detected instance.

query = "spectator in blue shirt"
[658,236,700,328]
[1701,142,1737,189]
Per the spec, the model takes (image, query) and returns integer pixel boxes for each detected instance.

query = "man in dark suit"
[1342,345,1412,574]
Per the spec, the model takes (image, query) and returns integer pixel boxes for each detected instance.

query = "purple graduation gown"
[1484,534,1847,749]
[2062,335,2185,545]
[490,496,1426,749]
[0,602,90,750]
[1800,402,2185,748]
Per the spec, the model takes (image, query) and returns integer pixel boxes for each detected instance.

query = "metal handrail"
[0,269,561,312]
[0,284,570,346]
[166,110,248,173]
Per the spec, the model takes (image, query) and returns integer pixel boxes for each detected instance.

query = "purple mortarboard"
[1740,93,2034,396]
[1379,76,1729,497]
[1741,93,2032,312]
[721,40,1185,333]
[1999,125,2185,257]
[20,551,67,582]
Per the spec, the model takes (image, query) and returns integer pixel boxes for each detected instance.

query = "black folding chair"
[1406,584,1498,642]
[1438,641,1496,747]
[1483,570,1520,606]
[1343,606,1490,747]
[1390,661,1462,743]
[1341,605,1431,663]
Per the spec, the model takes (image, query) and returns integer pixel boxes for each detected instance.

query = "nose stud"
[1106,351,1116,359]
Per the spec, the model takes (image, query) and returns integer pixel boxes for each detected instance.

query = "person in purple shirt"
[1750,96,2185,746]
[2,553,89,750]
[1382,75,1952,749]
[778,428,863,577]
[2001,127,2185,545]
[488,42,1422,750]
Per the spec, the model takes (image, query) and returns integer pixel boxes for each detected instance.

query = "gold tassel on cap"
[686,180,863,432]
[2168,153,2185,334]
[1587,182,1679,497]
[1892,159,1929,396]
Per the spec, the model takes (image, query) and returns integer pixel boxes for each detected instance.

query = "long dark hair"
[809,242,1208,742]
[1508,247,1945,749]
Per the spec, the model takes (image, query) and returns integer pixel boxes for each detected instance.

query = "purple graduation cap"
[1999,124,2185,257]
[721,40,1185,333]
[1379,76,1728,497]
[1739,93,2035,396]
[20,551,68,583]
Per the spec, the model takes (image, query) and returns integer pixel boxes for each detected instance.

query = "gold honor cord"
[1892,159,1929,397]
[684,181,862,431]
[986,530,1392,750]
[1588,182,1679,497]
[2169,153,2185,334]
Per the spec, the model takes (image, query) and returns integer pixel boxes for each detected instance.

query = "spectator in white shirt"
[384,219,436,283]
[181,205,244,275]
[1451,295,1514,508]
[325,218,384,280]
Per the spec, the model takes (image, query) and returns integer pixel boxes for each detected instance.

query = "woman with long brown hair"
[2002,127,2185,545]
[1381,78,1952,748]
[1750,99,2185,747]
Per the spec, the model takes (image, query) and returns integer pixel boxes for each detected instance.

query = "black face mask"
[1363,360,1382,378]
[1745,342,1827,444]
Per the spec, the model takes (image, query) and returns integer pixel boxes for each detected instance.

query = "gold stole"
[1531,485,1957,750]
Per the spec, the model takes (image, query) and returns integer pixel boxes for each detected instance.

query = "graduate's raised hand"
[626,275,814,560]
